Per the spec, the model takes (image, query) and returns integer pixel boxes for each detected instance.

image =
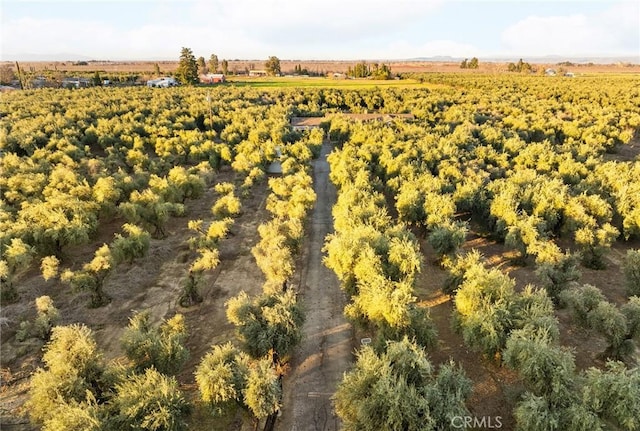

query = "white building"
[147,77,179,87]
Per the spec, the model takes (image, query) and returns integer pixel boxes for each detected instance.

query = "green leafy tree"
[26,325,107,425]
[111,223,151,265]
[1,237,34,301]
[175,47,198,85]
[243,357,282,420]
[110,367,190,431]
[197,56,206,74]
[226,291,304,359]
[17,296,60,341]
[208,54,219,73]
[583,361,640,430]
[92,71,102,86]
[503,327,575,400]
[221,59,229,75]
[121,311,189,375]
[428,221,468,261]
[264,56,281,76]
[41,255,60,281]
[535,252,581,305]
[119,189,184,238]
[195,342,250,415]
[334,338,471,431]
[60,244,113,307]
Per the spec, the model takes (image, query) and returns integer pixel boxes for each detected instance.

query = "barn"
[200,73,225,84]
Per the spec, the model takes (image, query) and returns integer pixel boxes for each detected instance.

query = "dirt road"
[278,140,354,431]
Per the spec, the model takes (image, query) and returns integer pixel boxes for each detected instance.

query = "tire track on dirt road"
[278,139,354,431]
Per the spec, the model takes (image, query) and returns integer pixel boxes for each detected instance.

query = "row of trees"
[195,128,318,430]
[346,61,393,79]
[459,57,479,69]
[180,182,241,307]
[324,118,475,429]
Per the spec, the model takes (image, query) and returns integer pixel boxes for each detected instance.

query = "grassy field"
[223,76,426,89]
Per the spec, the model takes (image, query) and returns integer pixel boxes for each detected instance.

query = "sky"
[1,0,639,61]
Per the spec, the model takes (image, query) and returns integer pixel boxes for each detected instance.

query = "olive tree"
[120,311,189,375]
[226,290,304,360]
[26,325,107,425]
[111,224,150,265]
[582,361,640,430]
[110,367,190,431]
[195,342,250,415]
[60,244,113,307]
[535,251,581,305]
[16,296,59,341]
[334,338,471,431]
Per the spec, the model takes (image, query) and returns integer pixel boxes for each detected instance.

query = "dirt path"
[278,140,354,431]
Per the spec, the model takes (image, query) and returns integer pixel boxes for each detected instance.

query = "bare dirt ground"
[0,167,269,430]
[278,140,355,431]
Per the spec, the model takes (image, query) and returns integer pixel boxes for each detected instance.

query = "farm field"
[1,73,640,431]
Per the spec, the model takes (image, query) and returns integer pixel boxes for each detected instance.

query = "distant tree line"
[460,57,479,69]
[346,61,392,79]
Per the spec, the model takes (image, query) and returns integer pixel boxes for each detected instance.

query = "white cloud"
[1,0,448,59]
[501,2,640,57]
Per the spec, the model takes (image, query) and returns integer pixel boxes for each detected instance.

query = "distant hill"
[2,52,94,62]
[409,55,639,64]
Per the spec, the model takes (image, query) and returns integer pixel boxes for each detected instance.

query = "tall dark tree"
[265,56,281,76]
[221,59,229,75]
[197,56,207,74]
[209,54,219,73]
[176,47,198,85]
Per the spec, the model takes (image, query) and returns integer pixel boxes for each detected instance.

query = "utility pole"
[15,62,24,90]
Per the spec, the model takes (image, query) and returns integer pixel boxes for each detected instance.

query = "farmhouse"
[200,73,225,84]
[249,70,268,77]
[291,117,326,131]
[146,77,178,87]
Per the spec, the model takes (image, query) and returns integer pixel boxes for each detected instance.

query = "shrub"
[212,193,241,219]
[374,306,438,351]
[442,250,483,296]
[454,264,516,356]
[243,357,282,420]
[503,326,575,400]
[560,284,605,324]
